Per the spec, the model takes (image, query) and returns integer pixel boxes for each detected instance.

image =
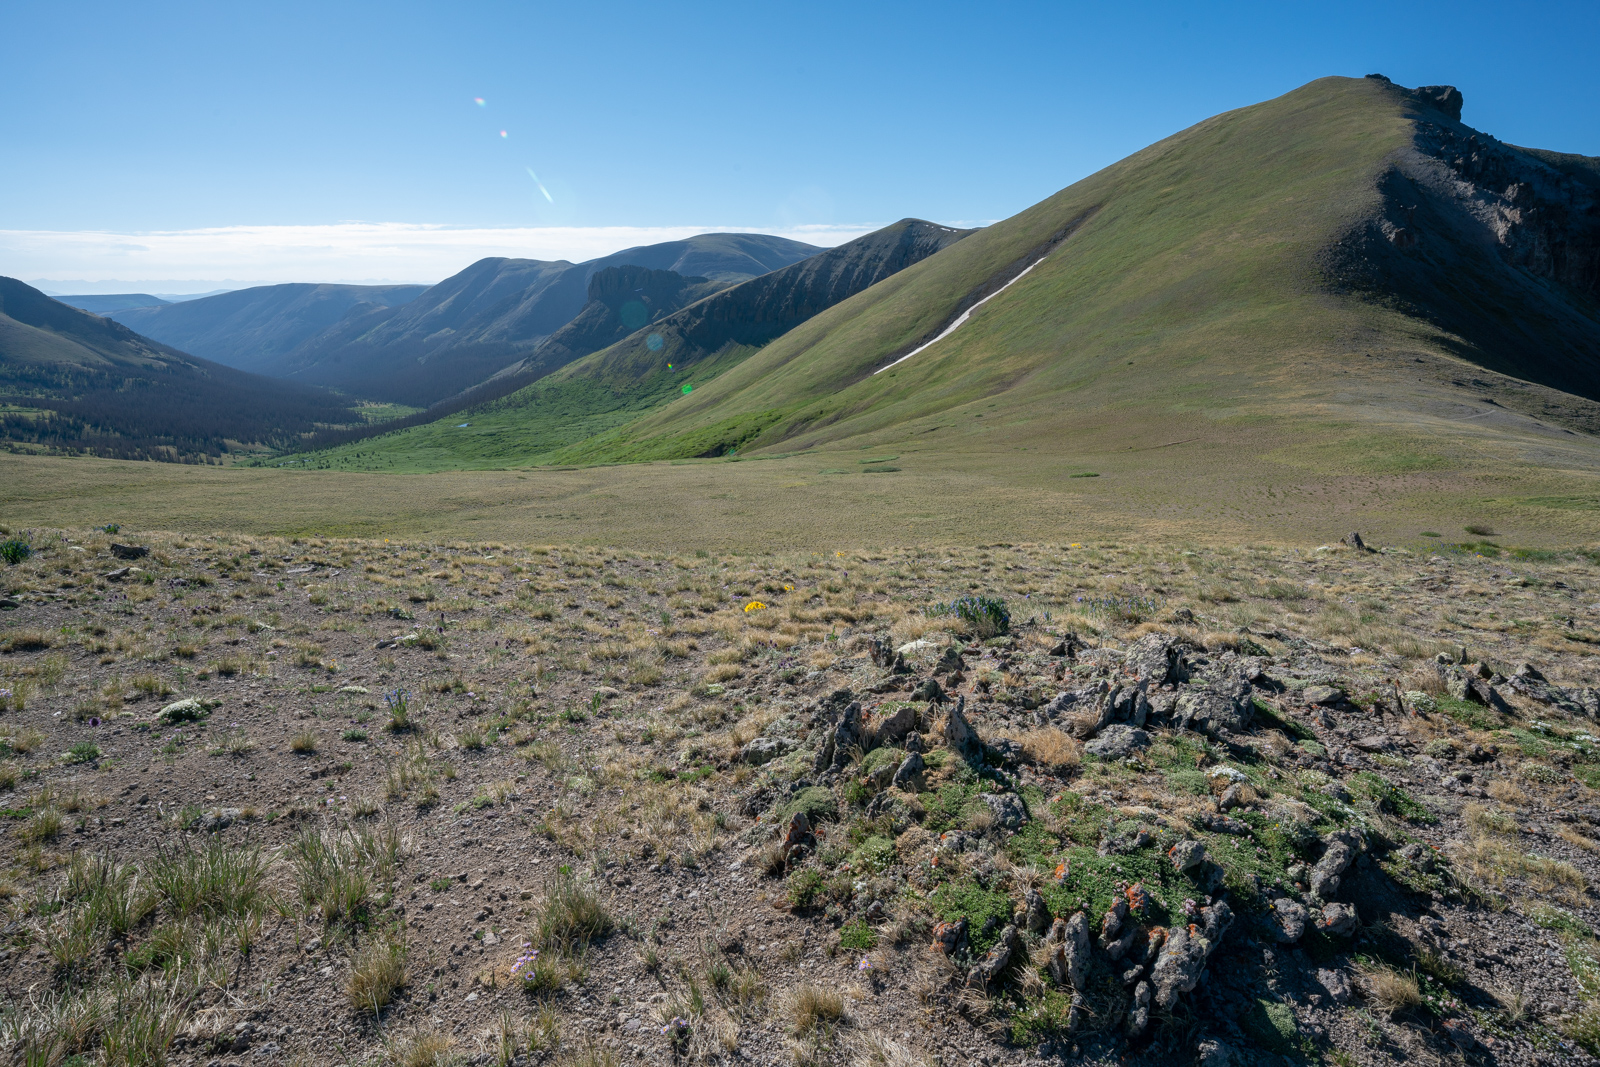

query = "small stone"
[1316,901,1359,937]
[1301,685,1345,706]
[1315,968,1352,1004]
[739,737,796,765]
[1084,724,1150,759]
[1169,839,1206,872]
[979,791,1028,830]
[1268,898,1307,943]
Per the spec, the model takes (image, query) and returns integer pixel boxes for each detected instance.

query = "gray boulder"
[1174,676,1254,736]
[1316,968,1352,1004]
[1150,901,1232,1010]
[1309,829,1363,900]
[980,791,1028,831]
[966,924,1021,990]
[740,736,796,764]
[891,751,925,790]
[1085,724,1150,759]
[943,695,982,759]
[876,702,918,743]
[1045,912,1091,990]
[1124,633,1186,686]
[1316,901,1359,937]
[1268,898,1307,943]
[1169,839,1206,872]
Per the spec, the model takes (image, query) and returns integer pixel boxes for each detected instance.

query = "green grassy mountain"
[55,293,172,314]
[544,75,1598,465]
[110,282,430,375]
[289,218,973,468]
[0,277,367,461]
[271,233,821,407]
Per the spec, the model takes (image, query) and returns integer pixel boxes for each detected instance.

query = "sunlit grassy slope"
[298,76,1599,480]
[18,78,1597,550]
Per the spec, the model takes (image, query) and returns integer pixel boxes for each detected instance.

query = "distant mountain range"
[299,218,974,458]
[113,283,431,376]
[110,233,820,406]
[0,277,365,460]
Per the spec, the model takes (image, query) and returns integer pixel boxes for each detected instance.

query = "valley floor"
[4,531,1600,1066]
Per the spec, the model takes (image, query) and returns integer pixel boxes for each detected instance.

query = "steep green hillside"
[552,76,1599,464]
[289,219,972,469]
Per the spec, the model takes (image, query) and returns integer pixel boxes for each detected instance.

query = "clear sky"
[4,0,1597,289]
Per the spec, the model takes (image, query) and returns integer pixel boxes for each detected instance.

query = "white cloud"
[0,222,885,289]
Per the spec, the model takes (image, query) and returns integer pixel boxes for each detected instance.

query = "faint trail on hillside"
[874,252,1052,374]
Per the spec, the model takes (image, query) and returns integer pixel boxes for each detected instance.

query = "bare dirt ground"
[5,527,1600,1067]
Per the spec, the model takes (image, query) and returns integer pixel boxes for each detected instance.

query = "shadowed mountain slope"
[291,219,973,465]
[272,233,821,406]
[56,294,171,314]
[0,278,363,460]
[110,283,429,376]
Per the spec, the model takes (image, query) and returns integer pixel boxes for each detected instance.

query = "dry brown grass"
[1488,779,1531,807]
[1358,961,1421,1016]
[390,1028,454,1067]
[348,930,408,1013]
[1464,803,1518,837]
[1453,834,1590,900]
[1006,727,1081,773]
[1559,826,1600,852]
[789,984,846,1035]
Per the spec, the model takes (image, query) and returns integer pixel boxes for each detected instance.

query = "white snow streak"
[873,252,1051,374]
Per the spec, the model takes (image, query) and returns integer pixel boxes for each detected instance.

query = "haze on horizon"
[3,0,1598,293]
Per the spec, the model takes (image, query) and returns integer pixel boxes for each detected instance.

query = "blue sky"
[4,0,1597,288]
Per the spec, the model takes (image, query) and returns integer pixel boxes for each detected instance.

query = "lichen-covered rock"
[891,751,925,790]
[1174,676,1254,736]
[943,695,982,759]
[1150,901,1232,1011]
[1268,898,1307,943]
[740,736,796,764]
[1124,633,1186,686]
[1045,911,1092,990]
[1169,839,1206,872]
[1085,724,1150,759]
[980,791,1028,830]
[966,923,1021,990]
[1316,901,1359,937]
[1309,829,1363,900]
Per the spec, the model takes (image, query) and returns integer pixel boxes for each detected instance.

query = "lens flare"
[681,384,693,394]
[524,167,555,204]
[646,332,664,351]
[474,97,485,106]
[499,130,508,138]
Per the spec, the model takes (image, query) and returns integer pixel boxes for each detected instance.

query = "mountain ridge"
[0,277,365,460]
